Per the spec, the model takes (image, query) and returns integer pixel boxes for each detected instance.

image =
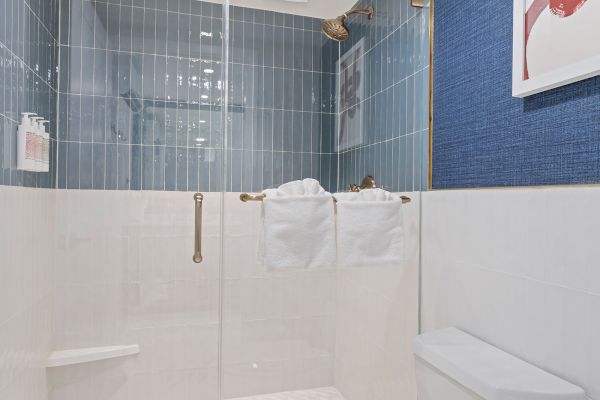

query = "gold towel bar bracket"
[240,193,266,202]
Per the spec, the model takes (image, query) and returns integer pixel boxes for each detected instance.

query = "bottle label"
[43,139,50,163]
[26,132,35,160]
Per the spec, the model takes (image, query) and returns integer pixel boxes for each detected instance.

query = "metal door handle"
[193,193,204,263]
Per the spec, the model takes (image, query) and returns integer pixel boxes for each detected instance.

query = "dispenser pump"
[20,112,36,124]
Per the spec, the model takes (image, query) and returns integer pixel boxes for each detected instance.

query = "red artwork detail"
[523,0,588,80]
[549,0,587,17]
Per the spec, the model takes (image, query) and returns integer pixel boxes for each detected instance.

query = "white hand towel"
[335,188,404,267]
[261,179,336,269]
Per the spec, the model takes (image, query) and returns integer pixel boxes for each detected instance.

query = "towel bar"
[239,193,411,204]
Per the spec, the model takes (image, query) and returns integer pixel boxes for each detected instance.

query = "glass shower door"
[218,1,430,399]
[218,4,340,399]
[48,1,228,399]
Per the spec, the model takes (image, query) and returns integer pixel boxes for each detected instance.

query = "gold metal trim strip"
[428,0,435,190]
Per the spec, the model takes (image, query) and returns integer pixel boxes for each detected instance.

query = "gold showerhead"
[321,5,374,42]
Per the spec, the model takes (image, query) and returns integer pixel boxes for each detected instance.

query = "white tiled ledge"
[46,345,140,368]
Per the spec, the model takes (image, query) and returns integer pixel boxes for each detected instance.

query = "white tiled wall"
[0,186,55,400]
[49,191,223,400]
[221,196,337,399]
[421,187,600,400]
[334,194,420,400]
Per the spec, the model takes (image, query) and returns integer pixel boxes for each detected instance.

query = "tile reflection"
[55,0,337,192]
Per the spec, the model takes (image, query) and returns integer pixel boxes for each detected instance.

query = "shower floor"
[229,387,346,400]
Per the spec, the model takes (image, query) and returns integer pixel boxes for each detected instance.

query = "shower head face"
[321,15,349,42]
[321,6,374,42]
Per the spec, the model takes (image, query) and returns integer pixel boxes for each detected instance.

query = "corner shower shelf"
[46,344,140,368]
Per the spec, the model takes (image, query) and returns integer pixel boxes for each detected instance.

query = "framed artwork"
[336,39,365,152]
[512,0,600,97]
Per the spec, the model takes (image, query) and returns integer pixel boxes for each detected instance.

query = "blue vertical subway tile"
[67,94,80,141]
[407,16,415,74]
[57,141,67,189]
[242,108,253,150]
[302,152,311,179]
[164,146,176,191]
[282,152,293,183]
[254,108,263,151]
[392,84,400,137]
[66,141,80,189]
[241,149,252,191]
[141,145,154,190]
[253,151,264,191]
[79,143,93,189]
[293,70,303,110]
[187,147,199,192]
[292,112,302,152]
[397,135,406,191]
[406,75,414,134]
[92,97,106,143]
[421,130,429,190]
[273,110,283,151]
[292,153,302,181]
[402,134,412,191]
[264,67,274,109]
[262,151,273,189]
[272,151,283,187]
[413,132,423,191]
[106,146,120,188]
[263,109,273,151]
[117,144,130,190]
[92,143,106,190]
[283,69,293,110]
[130,144,142,190]
[176,146,188,192]
[153,145,165,190]
[198,149,209,192]
[391,138,399,191]
[80,96,93,142]
[302,112,312,153]
[165,107,177,146]
[230,149,241,192]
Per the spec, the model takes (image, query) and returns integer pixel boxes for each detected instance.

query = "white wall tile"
[334,193,420,400]
[422,187,600,400]
[49,191,223,400]
[0,186,55,400]
[221,194,338,398]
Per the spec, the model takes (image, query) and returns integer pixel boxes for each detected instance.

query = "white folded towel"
[335,188,405,267]
[261,179,336,269]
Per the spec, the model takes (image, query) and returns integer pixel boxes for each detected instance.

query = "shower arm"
[344,6,374,20]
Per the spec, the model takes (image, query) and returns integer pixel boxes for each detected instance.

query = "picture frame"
[336,39,365,153]
[512,0,600,97]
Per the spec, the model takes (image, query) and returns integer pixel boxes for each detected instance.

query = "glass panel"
[329,2,429,399]
[220,4,339,399]
[220,1,430,400]
[46,1,227,400]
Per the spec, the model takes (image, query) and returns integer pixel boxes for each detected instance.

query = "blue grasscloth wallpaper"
[432,1,600,189]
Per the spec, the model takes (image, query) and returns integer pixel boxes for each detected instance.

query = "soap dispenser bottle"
[17,112,37,171]
[39,120,50,172]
